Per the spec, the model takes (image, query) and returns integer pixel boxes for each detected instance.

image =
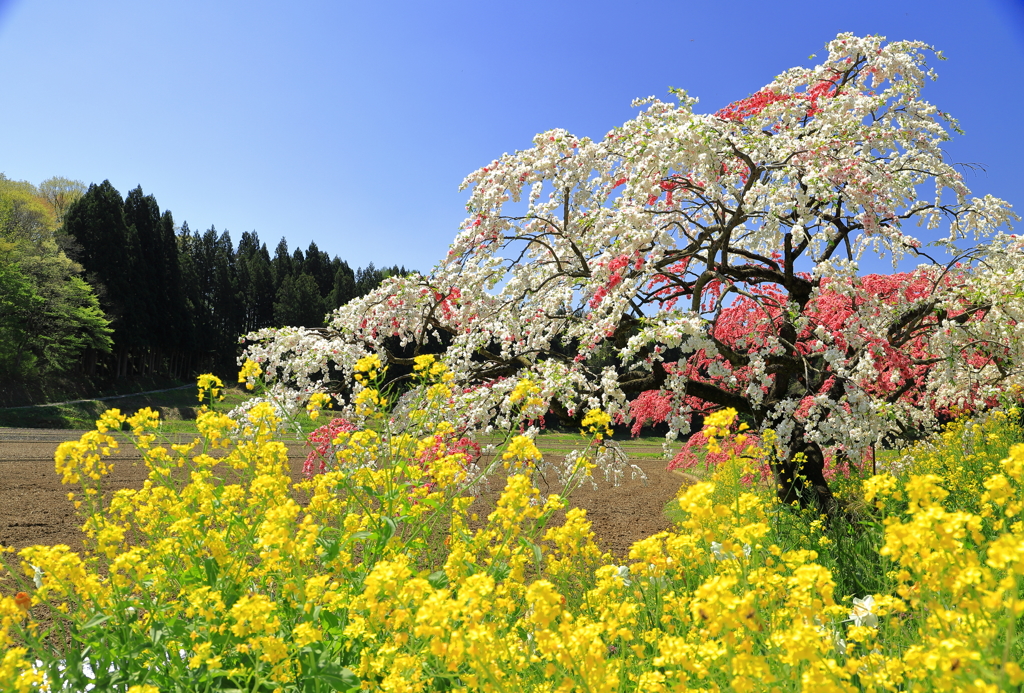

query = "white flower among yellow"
[849,595,878,628]
[711,541,751,561]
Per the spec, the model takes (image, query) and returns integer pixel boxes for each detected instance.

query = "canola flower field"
[1,359,1023,692]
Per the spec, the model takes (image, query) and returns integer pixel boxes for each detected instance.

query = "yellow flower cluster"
[407,356,457,429]
[305,392,333,420]
[354,353,383,384]
[413,353,447,379]
[701,407,750,454]
[3,373,1024,692]
[196,373,225,403]
[237,358,263,390]
[581,408,613,440]
[502,434,543,473]
[509,377,547,421]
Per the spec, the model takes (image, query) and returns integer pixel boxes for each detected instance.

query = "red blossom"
[303,417,360,477]
[628,390,674,437]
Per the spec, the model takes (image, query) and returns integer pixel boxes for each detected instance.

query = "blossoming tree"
[244,34,1021,513]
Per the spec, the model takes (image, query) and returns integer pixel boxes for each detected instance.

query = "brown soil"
[0,429,688,566]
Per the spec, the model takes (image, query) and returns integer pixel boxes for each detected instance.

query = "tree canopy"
[0,175,112,381]
[244,34,1020,514]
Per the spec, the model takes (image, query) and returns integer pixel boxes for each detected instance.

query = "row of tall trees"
[172,219,408,374]
[1,175,408,392]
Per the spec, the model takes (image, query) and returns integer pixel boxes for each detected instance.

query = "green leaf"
[490,562,511,581]
[381,516,398,542]
[317,534,343,563]
[311,666,361,692]
[204,557,220,585]
[520,537,543,567]
[320,610,342,632]
[80,613,112,630]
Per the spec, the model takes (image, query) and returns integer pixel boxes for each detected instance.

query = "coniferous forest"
[0,175,410,404]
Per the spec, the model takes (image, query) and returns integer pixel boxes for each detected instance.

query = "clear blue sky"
[1,0,1021,274]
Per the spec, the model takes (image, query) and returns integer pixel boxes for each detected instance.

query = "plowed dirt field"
[0,429,688,559]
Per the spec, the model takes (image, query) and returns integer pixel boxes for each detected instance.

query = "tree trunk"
[770,433,839,517]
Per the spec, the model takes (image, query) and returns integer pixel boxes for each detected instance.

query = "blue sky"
[0,0,1021,274]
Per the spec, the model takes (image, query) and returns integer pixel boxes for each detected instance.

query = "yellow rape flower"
[509,377,541,405]
[197,373,225,403]
[54,429,118,486]
[196,409,237,448]
[581,408,613,440]
[96,408,127,433]
[127,407,160,448]
[229,593,281,637]
[306,392,333,420]
[413,353,435,372]
[862,473,902,506]
[1001,444,1024,481]
[238,358,262,389]
[354,353,384,383]
[292,622,322,646]
[354,387,383,417]
[503,435,543,472]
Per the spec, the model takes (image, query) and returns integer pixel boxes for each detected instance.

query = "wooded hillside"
[0,175,409,403]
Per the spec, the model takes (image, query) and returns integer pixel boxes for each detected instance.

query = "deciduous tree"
[245,35,1020,514]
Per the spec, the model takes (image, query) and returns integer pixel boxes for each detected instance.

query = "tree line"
[0,175,409,398]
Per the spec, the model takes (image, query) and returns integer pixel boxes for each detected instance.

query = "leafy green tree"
[38,176,86,226]
[20,273,112,375]
[0,241,42,377]
[0,178,112,380]
[0,176,52,244]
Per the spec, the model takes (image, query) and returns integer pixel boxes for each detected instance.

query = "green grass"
[0,385,252,430]
[490,428,680,458]
[0,382,682,464]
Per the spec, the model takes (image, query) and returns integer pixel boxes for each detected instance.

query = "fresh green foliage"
[0,176,112,382]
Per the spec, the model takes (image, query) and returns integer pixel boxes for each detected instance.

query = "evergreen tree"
[177,225,240,372]
[355,262,384,298]
[271,237,293,291]
[303,240,333,298]
[63,180,145,367]
[291,247,305,278]
[158,210,189,355]
[176,221,204,356]
[236,231,275,333]
[49,178,413,381]
[213,230,240,366]
[329,260,356,308]
[123,186,163,343]
[274,273,325,328]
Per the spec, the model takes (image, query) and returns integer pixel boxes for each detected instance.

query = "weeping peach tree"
[244,33,1021,515]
